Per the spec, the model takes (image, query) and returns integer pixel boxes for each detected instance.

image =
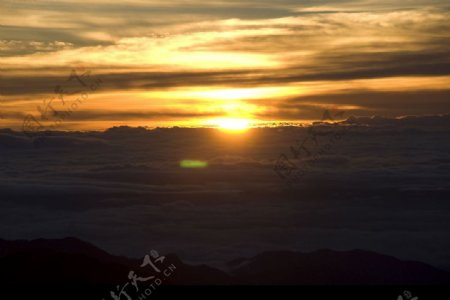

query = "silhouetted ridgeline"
[0,237,449,299]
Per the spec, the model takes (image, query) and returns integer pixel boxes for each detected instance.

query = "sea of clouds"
[1,115,449,271]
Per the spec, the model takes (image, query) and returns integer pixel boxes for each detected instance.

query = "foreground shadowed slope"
[0,237,231,286]
[1,237,450,287]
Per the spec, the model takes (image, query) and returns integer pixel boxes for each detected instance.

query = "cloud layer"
[1,116,450,271]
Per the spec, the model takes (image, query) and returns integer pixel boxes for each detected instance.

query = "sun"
[215,118,251,131]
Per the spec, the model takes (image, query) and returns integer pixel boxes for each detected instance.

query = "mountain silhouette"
[228,249,450,285]
[1,237,449,299]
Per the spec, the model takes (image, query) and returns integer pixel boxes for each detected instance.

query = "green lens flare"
[180,160,208,168]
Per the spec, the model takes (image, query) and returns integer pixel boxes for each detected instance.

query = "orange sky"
[0,0,449,130]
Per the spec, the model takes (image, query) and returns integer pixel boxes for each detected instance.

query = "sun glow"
[173,87,293,101]
[214,118,251,131]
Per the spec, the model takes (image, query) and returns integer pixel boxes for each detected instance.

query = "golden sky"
[0,0,449,130]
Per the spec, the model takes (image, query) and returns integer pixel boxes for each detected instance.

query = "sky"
[0,0,449,130]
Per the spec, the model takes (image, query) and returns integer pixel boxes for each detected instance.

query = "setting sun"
[214,118,251,131]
